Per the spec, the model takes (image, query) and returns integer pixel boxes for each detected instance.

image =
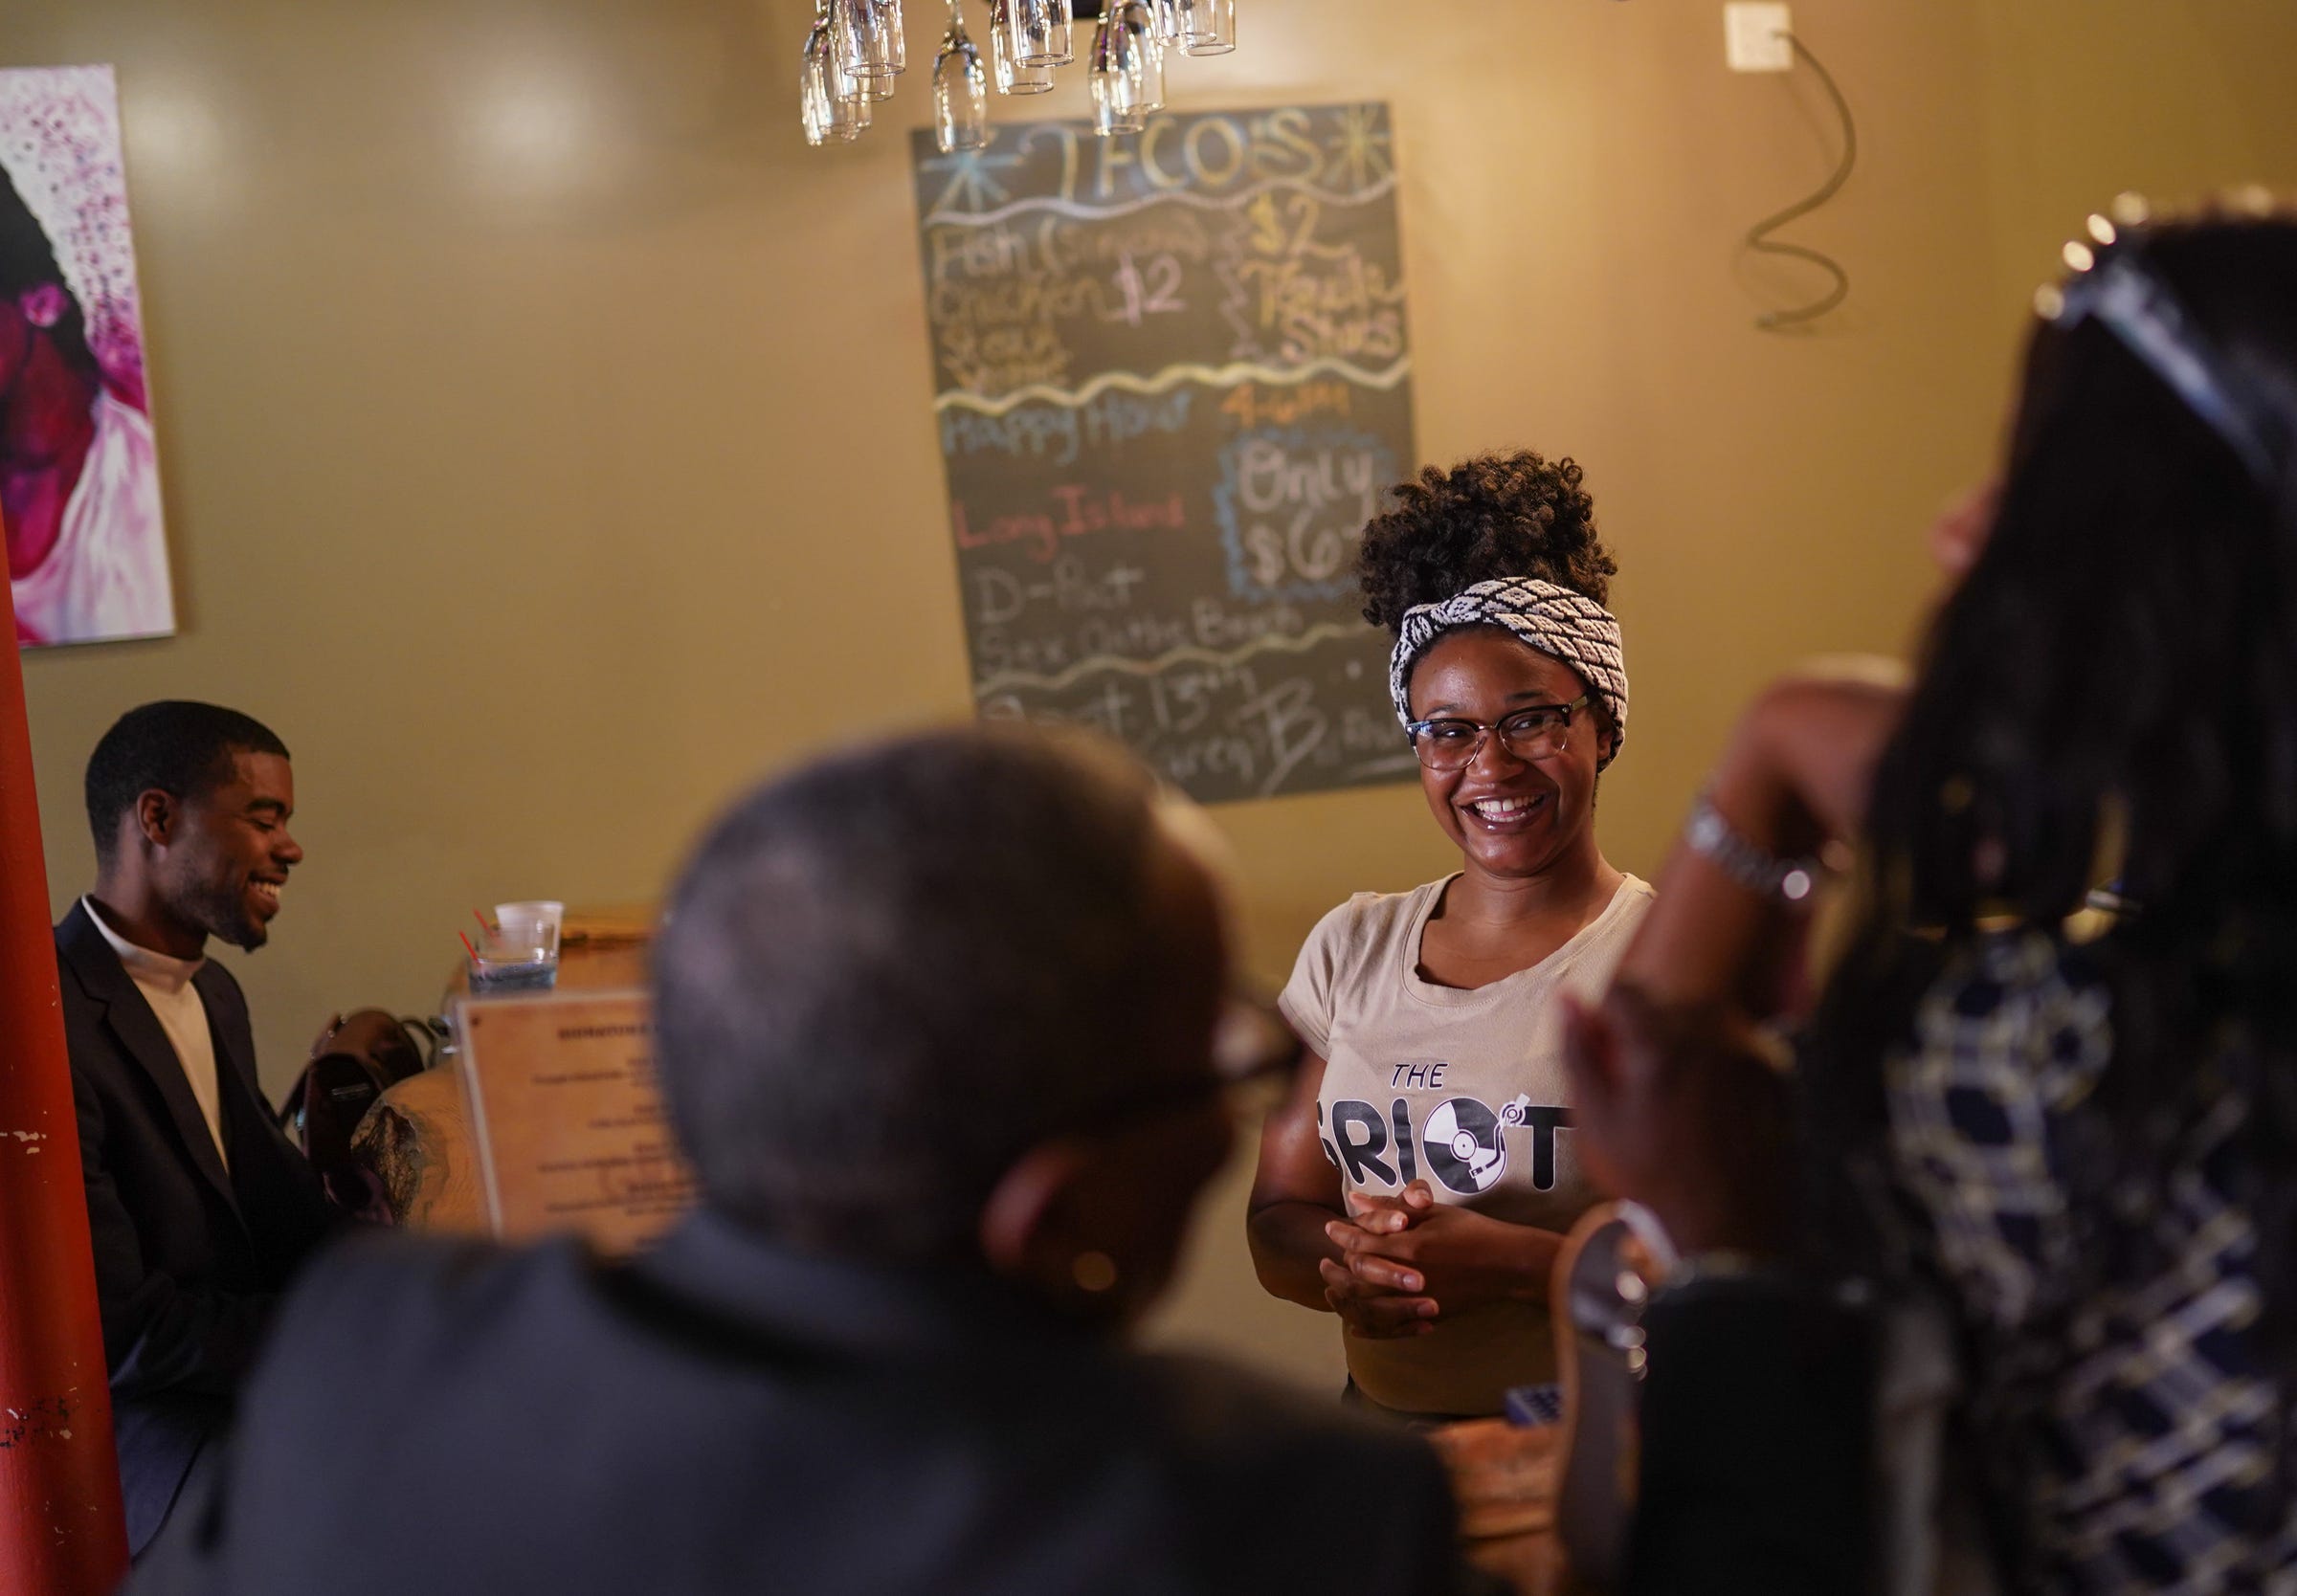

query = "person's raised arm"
[1617,665,1907,1017]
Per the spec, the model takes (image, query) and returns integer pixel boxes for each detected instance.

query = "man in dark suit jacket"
[129,727,1489,1596]
[58,702,334,1554]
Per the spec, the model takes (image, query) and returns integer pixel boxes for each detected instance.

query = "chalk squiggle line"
[972,621,1370,697]
[936,355,1411,416]
[928,173,1397,230]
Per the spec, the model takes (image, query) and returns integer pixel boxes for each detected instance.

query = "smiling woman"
[1245,450,1654,1421]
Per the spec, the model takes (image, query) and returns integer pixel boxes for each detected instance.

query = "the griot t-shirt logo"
[1319,1081,1572,1195]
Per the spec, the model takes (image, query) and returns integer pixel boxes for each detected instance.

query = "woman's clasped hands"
[1319,1185,1557,1338]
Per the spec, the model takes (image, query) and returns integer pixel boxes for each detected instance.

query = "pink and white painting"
[1,65,172,648]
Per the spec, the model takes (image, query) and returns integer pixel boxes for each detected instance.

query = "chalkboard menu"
[912,102,1419,803]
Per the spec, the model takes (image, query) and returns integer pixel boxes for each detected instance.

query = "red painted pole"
[0,553,131,1588]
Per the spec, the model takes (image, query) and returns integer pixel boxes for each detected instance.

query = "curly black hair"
[1356,450,1617,634]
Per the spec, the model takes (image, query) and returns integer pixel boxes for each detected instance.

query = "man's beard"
[181,878,267,951]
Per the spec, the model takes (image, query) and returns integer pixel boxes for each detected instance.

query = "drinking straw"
[457,930,480,964]
[473,909,492,935]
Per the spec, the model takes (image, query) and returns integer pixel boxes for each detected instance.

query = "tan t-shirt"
[1280,873,1654,1416]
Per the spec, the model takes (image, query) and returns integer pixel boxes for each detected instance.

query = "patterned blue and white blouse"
[1885,929,2295,1591]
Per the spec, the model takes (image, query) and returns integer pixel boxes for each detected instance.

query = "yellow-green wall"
[8,1,2290,1387]
[1976,0,2297,343]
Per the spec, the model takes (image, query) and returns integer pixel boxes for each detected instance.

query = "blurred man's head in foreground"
[655,724,1242,1325]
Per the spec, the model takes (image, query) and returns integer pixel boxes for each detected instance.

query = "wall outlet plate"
[1725,3,1793,71]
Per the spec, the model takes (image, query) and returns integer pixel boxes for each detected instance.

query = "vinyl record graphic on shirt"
[1421,1097,1507,1194]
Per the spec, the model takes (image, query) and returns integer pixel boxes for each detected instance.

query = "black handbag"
[277,1009,442,1209]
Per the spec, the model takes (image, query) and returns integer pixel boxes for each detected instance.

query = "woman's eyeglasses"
[1405,695,1590,772]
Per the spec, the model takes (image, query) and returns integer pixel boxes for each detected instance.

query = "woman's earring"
[1070,1251,1120,1293]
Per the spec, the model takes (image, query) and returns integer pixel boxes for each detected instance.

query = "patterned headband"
[1389,578,1630,767]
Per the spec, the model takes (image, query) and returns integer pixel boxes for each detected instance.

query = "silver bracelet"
[1617,1203,1773,1297]
[1684,791,1821,903]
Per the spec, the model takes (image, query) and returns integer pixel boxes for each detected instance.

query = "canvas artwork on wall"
[0,64,173,648]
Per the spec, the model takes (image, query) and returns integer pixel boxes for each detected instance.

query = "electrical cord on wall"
[1745,33,1858,330]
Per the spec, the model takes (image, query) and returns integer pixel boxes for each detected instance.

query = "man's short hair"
[85,701,290,863]
[654,725,1193,1260]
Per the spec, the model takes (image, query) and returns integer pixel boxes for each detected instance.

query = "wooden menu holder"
[454,988,698,1254]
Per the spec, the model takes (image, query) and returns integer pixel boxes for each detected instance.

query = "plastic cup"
[495,900,565,943]
[470,909,560,995]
